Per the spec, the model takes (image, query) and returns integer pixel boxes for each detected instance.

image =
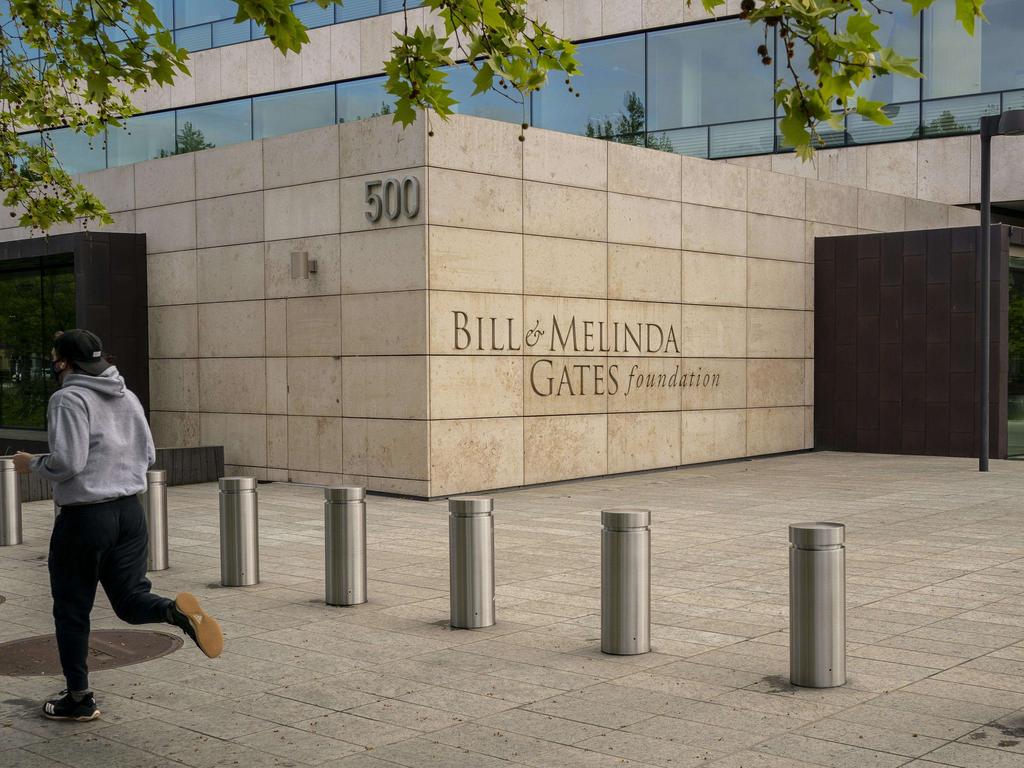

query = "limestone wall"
[0,113,978,497]
[738,133,1024,210]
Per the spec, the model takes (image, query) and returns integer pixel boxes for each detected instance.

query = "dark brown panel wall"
[815,226,1009,459]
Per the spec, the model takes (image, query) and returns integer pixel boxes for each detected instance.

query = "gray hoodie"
[31,367,155,507]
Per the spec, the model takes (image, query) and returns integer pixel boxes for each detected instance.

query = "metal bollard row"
[142,469,169,571]
[325,486,367,606]
[0,457,22,546]
[220,477,260,587]
[449,497,495,629]
[789,522,846,688]
[601,509,651,656]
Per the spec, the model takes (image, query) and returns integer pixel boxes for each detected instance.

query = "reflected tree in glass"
[584,91,673,152]
[159,121,215,156]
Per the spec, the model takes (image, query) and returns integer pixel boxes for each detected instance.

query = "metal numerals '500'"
[365,176,420,222]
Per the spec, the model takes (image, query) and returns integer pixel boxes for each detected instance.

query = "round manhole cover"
[0,630,183,676]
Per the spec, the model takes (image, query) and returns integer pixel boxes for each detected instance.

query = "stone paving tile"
[832,702,981,741]
[232,724,363,764]
[369,736,525,767]
[754,732,909,767]
[522,693,654,729]
[295,711,420,748]
[473,708,609,746]
[24,731,185,768]
[345,699,469,733]
[6,452,1024,766]
[921,741,1024,766]
[795,715,947,757]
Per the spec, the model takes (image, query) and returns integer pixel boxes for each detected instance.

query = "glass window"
[337,77,396,123]
[211,18,250,47]
[382,0,424,12]
[533,36,645,137]
[856,1,920,104]
[0,255,75,430]
[924,0,1024,98]
[337,0,378,22]
[107,112,176,166]
[292,1,335,29]
[173,0,236,28]
[174,23,212,51]
[175,100,252,152]
[446,64,530,124]
[648,20,773,132]
[151,0,174,29]
[254,85,336,138]
[44,128,107,175]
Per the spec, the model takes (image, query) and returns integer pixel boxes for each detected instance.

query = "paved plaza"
[2,451,1024,767]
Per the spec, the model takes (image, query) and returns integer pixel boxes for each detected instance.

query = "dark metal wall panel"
[815,225,1010,459]
[16,445,226,502]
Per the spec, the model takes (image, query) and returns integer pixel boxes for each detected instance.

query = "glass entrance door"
[1008,250,1024,456]
[0,254,75,431]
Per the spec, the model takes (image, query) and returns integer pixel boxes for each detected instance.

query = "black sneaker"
[42,690,100,721]
[168,592,224,659]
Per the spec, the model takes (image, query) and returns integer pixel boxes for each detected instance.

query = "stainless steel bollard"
[601,509,651,655]
[790,522,846,688]
[449,497,494,629]
[325,486,367,606]
[220,477,259,587]
[142,469,169,571]
[0,458,22,546]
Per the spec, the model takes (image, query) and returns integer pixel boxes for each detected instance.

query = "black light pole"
[978,109,1024,472]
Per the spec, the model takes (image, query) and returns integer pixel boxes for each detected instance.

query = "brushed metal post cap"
[449,497,493,516]
[0,457,14,471]
[789,522,845,548]
[219,476,256,492]
[146,469,167,483]
[601,508,651,530]
[325,486,365,502]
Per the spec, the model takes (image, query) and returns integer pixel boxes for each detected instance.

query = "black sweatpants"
[48,494,173,691]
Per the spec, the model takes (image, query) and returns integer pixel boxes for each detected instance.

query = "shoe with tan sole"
[170,592,223,658]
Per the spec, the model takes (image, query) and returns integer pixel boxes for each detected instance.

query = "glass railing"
[173,0,423,52]
[24,82,1024,176]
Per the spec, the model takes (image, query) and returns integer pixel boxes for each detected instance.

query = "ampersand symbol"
[525,320,545,348]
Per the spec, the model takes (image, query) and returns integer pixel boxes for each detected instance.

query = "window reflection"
[107,112,176,165]
[44,128,106,175]
[254,85,336,139]
[447,64,529,124]
[855,0,919,104]
[337,78,396,123]
[648,20,773,131]
[0,255,75,430]
[175,100,252,151]
[173,0,237,28]
[924,0,1024,99]
[533,36,645,136]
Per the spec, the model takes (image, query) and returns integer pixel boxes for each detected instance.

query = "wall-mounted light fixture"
[290,251,317,279]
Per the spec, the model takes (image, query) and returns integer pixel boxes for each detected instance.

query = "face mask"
[50,361,63,381]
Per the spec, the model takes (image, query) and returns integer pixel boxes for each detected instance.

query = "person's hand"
[12,452,34,475]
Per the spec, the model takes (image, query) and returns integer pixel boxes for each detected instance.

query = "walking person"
[12,330,223,721]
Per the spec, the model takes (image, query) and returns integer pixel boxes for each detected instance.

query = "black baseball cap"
[54,329,110,375]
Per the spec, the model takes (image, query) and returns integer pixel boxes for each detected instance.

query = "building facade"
[8,0,1024,217]
[0,0,1016,495]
